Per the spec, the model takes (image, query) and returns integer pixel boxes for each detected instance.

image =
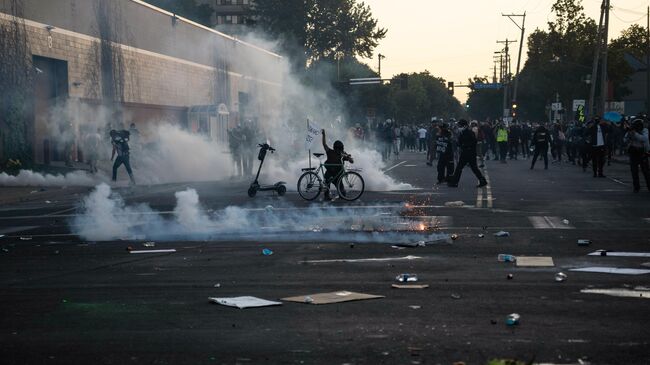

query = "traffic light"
[511,103,517,117]
[447,81,454,95]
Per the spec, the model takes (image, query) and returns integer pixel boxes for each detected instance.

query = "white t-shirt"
[596,125,604,146]
[418,128,427,139]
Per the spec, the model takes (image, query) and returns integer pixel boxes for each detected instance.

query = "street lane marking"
[528,216,575,229]
[607,176,630,186]
[383,161,406,172]
[484,167,493,208]
[476,187,483,208]
[0,226,39,235]
[302,255,421,263]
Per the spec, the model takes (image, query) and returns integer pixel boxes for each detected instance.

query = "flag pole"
[308,119,311,170]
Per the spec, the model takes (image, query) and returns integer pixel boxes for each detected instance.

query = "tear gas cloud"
[2,27,411,191]
[73,184,446,244]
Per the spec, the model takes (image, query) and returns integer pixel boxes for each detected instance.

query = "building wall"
[0,0,283,164]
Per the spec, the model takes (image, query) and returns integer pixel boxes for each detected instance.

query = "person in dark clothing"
[530,124,551,170]
[508,123,520,160]
[575,123,590,171]
[586,117,609,177]
[435,123,454,184]
[624,118,650,192]
[110,129,135,185]
[448,120,487,188]
[321,129,354,200]
[520,122,532,158]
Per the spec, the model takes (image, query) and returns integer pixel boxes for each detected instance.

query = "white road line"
[476,186,483,208]
[607,176,630,186]
[0,226,40,235]
[484,167,493,208]
[528,216,575,229]
[383,161,407,172]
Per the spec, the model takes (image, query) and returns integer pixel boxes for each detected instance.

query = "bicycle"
[297,152,365,201]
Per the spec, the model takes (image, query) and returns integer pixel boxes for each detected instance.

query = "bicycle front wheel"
[337,171,364,201]
[297,171,322,201]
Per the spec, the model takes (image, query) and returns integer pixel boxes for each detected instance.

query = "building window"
[225,15,232,24]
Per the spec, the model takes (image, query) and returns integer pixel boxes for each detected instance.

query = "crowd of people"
[354,113,650,192]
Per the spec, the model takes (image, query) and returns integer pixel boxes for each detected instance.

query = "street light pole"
[502,13,526,107]
[600,0,610,116]
[378,53,385,78]
[588,0,606,121]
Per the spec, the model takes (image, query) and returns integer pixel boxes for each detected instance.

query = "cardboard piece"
[516,256,554,267]
[392,284,429,289]
[580,288,650,299]
[282,291,384,305]
[587,251,650,257]
[129,249,176,254]
[302,255,421,264]
[570,267,650,275]
[209,296,282,309]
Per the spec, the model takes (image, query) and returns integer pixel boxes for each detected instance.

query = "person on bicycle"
[322,129,354,200]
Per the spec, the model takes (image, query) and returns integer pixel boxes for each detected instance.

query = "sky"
[360,0,649,103]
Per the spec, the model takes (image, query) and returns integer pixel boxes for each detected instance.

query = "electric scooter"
[248,143,287,197]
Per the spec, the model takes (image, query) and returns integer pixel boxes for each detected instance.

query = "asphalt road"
[1,151,649,365]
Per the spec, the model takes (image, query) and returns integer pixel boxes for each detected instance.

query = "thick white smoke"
[0,170,100,187]
[72,184,446,244]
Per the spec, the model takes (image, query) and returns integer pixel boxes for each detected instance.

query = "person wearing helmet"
[322,129,354,200]
[435,123,454,184]
[448,119,488,188]
[624,118,650,192]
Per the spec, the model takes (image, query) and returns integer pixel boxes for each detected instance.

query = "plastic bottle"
[395,273,418,282]
[262,248,273,256]
[506,313,520,326]
[497,254,516,262]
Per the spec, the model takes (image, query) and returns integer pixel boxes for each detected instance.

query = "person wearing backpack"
[110,129,136,185]
[530,124,552,170]
[435,123,454,184]
[623,118,650,192]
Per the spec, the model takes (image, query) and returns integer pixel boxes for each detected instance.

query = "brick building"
[0,0,281,165]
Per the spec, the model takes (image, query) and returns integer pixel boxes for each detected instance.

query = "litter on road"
[570,267,650,275]
[494,231,510,237]
[444,201,464,207]
[143,242,155,247]
[506,313,520,326]
[209,296,282,309]
[19,237,32,241]
[282,291,384,305]
[129,249,177,254]
[497,254,516,262]
[577,239,592,246]
[555,272,568,282]
[301,255,422,264]
[516,256,554,267]
[262,248,274,256]
[391,284,429,289]
[587,251,650,257]
[580,288,650,299]
[395,273,418,282]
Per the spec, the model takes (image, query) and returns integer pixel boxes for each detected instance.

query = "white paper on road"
[570,267,650,275]
[301,255,421,264]
[129,249,176,254]
[580,288,650,299]
[282,291,383,305]
[587,251,650,257]
[209,296,282,309]
[516,256,555,267]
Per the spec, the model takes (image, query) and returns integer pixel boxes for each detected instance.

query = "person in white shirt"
[417,126,427,152]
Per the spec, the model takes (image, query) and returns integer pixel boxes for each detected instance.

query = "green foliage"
[253,0,386,66]
[145,0,214,26]
[466,76,503,121]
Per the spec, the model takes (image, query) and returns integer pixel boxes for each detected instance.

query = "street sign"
[572,99,585,111]
[349,77,381,85]
[551,102,562,111]
[473,83,502,89]
[575,104,586,123]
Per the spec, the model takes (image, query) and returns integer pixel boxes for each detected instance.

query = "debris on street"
[516,256,554,267]
[129,249,177,254]
[391,284,429,289]
[494,231,510,237]
[301,255,422,264]
[444,201,464,207]
[497,254,516,262]
[395,273,418,282]
[555,272,568,282]
[262,248,274,256]
[578,239,592,246]
[570,267,650,275]
[506,313,520,326]
[209,296,282,309]
[587,251,650,257]
[282,291,384,305]
[580,287,650,299]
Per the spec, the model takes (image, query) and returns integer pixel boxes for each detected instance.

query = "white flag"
[305,120,322,151]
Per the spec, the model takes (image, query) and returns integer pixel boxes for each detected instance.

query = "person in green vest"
[496,123,509,163]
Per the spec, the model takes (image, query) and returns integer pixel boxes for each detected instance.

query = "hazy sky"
[360,0,649,102]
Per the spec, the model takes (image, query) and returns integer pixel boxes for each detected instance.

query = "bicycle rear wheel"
[297,171,322,201]
[337,171,364,201]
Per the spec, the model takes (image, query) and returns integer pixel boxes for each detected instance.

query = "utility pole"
[378,53,385,78]
[588,0,606,121]
[497,39,516,120]
[600,0,610,116]
[502,13,526,107]
[647,6,649,113]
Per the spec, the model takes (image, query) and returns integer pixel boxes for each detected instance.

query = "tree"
[466,76,502,121]
[253,0,386,67]
[608,24,649,98]
[145,0,213,26]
